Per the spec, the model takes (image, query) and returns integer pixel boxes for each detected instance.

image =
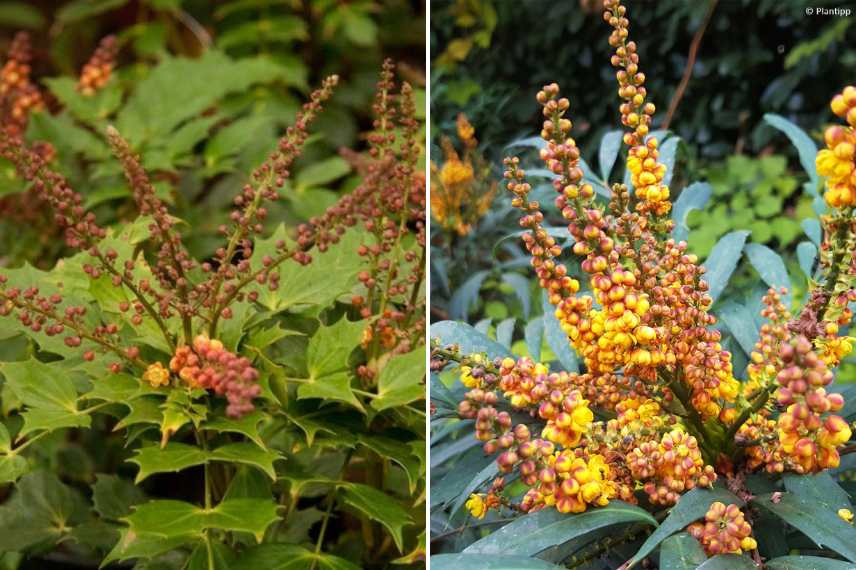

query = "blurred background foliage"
[0,0,425,267]
[429,0,856,378]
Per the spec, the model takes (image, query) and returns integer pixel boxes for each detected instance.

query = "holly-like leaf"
[0,358,91,437]
[372,346,425,412]
[233,544,360,570]
[0,423,27,484]
[92,474,146,520]
[84,373,145,403]
[114,396,164,430]
[338,482,413,551]
[126,498,280,543]
[0,471,89,551]
[103,528,197,566]
[357,434,422,493]
[626,487,743,568]
[298,318,364,411]
[209,442,280,480]
[129,442,207,483]
[202,410,267,449]
[464,501,657,557]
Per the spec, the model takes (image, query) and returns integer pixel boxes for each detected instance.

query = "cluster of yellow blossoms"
[435,0,856,561]
[817,86,856,208]
[430,113,496,235]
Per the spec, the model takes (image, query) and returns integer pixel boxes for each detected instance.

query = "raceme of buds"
[170,336,261,418]
[78,35,118,96]
[818,86,856,209]
[687,502,757,556]
[0,32,43,135]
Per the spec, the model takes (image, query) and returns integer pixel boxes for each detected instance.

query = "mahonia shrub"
[430,1,856,568]
[0,57,426,569]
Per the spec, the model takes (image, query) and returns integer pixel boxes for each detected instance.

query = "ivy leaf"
[702,231,750,303]
[0,471,89,551]
[126,498,280,542]
[464,501,656,556]
[372,346,425,412]
[338,482,412,551]
[430,320,512,360]
[92,474,146,521]
[432,554,567,569]
[626,487,743,568]
[233,544,360,570]
[766,556,855,569]
[658,532,708,570]
[0,358,91,437]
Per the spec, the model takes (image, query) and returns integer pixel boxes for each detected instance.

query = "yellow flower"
[439,159,474,188]
[457,113,475,143]
[466,494,488,519]
[143,362,170,388]
[839,508,854,523]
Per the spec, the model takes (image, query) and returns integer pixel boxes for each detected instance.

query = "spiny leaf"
[338,482,413,551]
[232,544,360,570]
[92,474,146,521]
[372,346,425,412]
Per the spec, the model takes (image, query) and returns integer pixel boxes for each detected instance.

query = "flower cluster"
[430,113,496,235]
[435,0,856,557]
[817,86,856,208]
[170,336,261,418]
[0,32,43,136]
[78,35,118,96]
[687,502,757,557]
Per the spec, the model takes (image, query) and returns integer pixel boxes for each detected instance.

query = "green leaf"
[672,182,713,243]
[430,320,512,360]
[0,471,89,551]
[696,555,756,569]
[129,442,207,483]
[659,532,708,570]
[0,2,45,29]
[626,487,743,568]
[338,482,412,551]
[541,291,578,373]
[598,130,624,181]
[464,501,656,556]
[357,434,422,493]
[44,77,122,124]
[702,231,750,303]
[126,498,280,542]
[718,301,760,356]
[298,318,364,411]
[372,346,425,411]
[766,556,855,569]
[449,270,489,319]
[0,424,28,483]
[130,442,280,482]
[744,243,791,302]
[296,156,351,188]
[187,539,233,570]
[114,396,164,430]
[432,554,567,569]
[209,442,280,480]
[84,373,145,403]
[103,528,197,566]
[233,544,360,570]
[764,113,818,182]
[797,241,817,278]
[92,474,146,520]
[753,490,856,562]
[57,0,127,23]
[204,115,272,167]
[202,410,267,449]
[0,358,91,437]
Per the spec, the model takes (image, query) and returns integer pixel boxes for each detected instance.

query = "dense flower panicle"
[170,336,261,418]
[817,86,856,208]
[430,113,496,235]
[0,32,43,135]
[78,35,118,96]
[687,502,757,556]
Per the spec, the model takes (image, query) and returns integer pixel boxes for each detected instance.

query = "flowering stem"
[724,384,777,449]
